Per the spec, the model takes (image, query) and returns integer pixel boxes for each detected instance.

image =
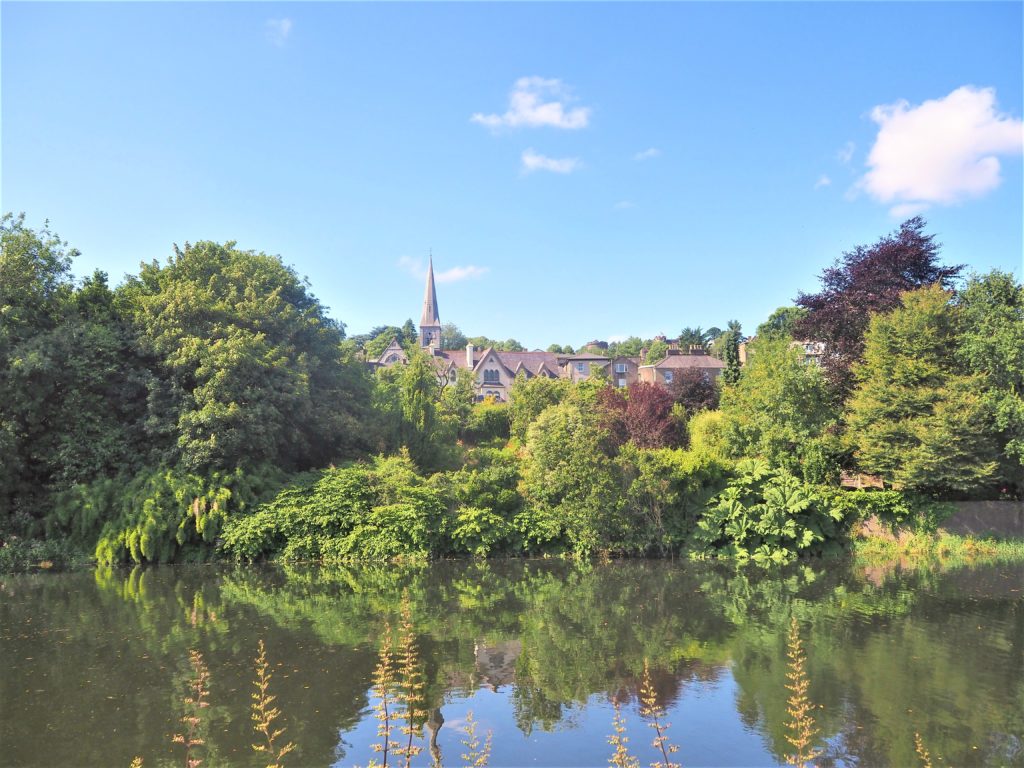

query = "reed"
[639,659,681,768]
[172,649,210,768]
[608,701,640,768]
[783,617,821,768]
[460,711,493,768]
[914,732,933,768]
[252,639,295,768]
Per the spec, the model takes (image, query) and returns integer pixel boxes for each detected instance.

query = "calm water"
[1,559,1022,767]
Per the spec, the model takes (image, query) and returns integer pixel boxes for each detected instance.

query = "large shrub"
[694,459,848,564]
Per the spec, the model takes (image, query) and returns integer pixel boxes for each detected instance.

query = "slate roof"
[645,354,726,370]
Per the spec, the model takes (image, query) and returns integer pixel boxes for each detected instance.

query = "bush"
[462,400,511,445]
[694,458,849,563]
[220,453,446,562]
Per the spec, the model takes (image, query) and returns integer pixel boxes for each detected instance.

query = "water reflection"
[1,559,1021,767]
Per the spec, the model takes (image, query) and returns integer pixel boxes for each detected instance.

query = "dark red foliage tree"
[794,217,961,395]
[597,382,679,449]
[668,368,720,414]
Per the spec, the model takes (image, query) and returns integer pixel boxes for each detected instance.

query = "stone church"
[375,258,725,401]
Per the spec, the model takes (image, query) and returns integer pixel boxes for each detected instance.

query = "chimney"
[466,343,475,368]
[640,347,648,364]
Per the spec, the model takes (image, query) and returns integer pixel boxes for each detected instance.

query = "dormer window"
[614,363,627,373]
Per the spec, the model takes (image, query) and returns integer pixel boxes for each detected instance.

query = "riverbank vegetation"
[2,213,1023,570]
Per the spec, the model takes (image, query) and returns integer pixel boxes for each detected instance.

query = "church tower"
[419,256,441,350]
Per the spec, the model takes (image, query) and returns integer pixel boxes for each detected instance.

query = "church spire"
[419,254,441,349]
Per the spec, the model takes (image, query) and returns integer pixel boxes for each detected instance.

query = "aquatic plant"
[460,711,493,768]
[639,660,681,768]
[608,702,640,768]
[783,617,820,767]
[252,639,295,768]
[172,649,210,768]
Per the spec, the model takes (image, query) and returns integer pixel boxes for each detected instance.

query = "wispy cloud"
[397,256,488,284]
[265,18,292,47]
[614,200,636,210]
[472,77,590,130]
[814,175,832,190]
[634,147,660,161]
[837,141,855,166]
[436,265,489,284]
[858,86,1023,216]
[521,149,581,174]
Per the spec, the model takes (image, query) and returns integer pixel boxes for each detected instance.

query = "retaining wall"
[940,501,1024,538]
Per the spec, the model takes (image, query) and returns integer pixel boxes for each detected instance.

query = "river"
[1,559,1021,767]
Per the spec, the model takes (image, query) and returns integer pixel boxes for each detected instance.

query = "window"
[385,354,399,364]
[663,371,674,383]
[617,377,627,388]
[614,363,627,373]
[575,363,586,373]
[483,369,500,383]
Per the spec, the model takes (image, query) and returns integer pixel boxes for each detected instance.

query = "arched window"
[385,354,399,364]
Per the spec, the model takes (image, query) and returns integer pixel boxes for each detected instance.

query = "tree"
[607,337,645,358]
[957,271,1024,496]
[721,320,742,384]
[397,351,443,469]
[668,368,720,415]
[466,336,525,352]
[677,327,711,351]
[546,344,576,355]
[125,240,373,472]
[598,382,680,449]
[718,335,834,476]
[844,284,998,495]
[509,374,571,442]
[795,217,962,394]
[441,322,467,351]
[756,307,807,340]
[645,339,669,364]
[519,401,616,556]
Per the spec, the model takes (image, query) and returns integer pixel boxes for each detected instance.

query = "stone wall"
[940,501,1024,538]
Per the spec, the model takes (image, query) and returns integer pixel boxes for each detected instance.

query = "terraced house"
[375,259,725,400]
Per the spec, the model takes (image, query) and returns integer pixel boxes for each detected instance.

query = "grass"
[853,529,1024,568]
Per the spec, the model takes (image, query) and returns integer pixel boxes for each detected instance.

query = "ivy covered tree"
[844,284,998,495]
[795,217,961,395]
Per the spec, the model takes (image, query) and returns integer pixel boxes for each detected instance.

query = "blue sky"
[3,2,1022,349]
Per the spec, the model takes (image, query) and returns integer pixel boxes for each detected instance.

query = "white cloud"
[814,175,832,190]
[472,77,590,130]
[607,334,630,344]
[436,265,489,284]
[837,141,855,166]
[265,18,292,46]
[397,256,487,284]
[859,86,1023,216]
[634,147,661,161]
[521,149,581,174]
[614,200,636,210]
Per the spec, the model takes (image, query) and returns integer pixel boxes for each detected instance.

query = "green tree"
[441,322,467,351]
[645,339,669,364]
[957,271,1024,496]
[718,336,834,476]
[721,320,742,384]
[844,284,998,495]
[508,374,571,443]
[125,240,372,473]
[518,401,616,556]
[756,307,808,340]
